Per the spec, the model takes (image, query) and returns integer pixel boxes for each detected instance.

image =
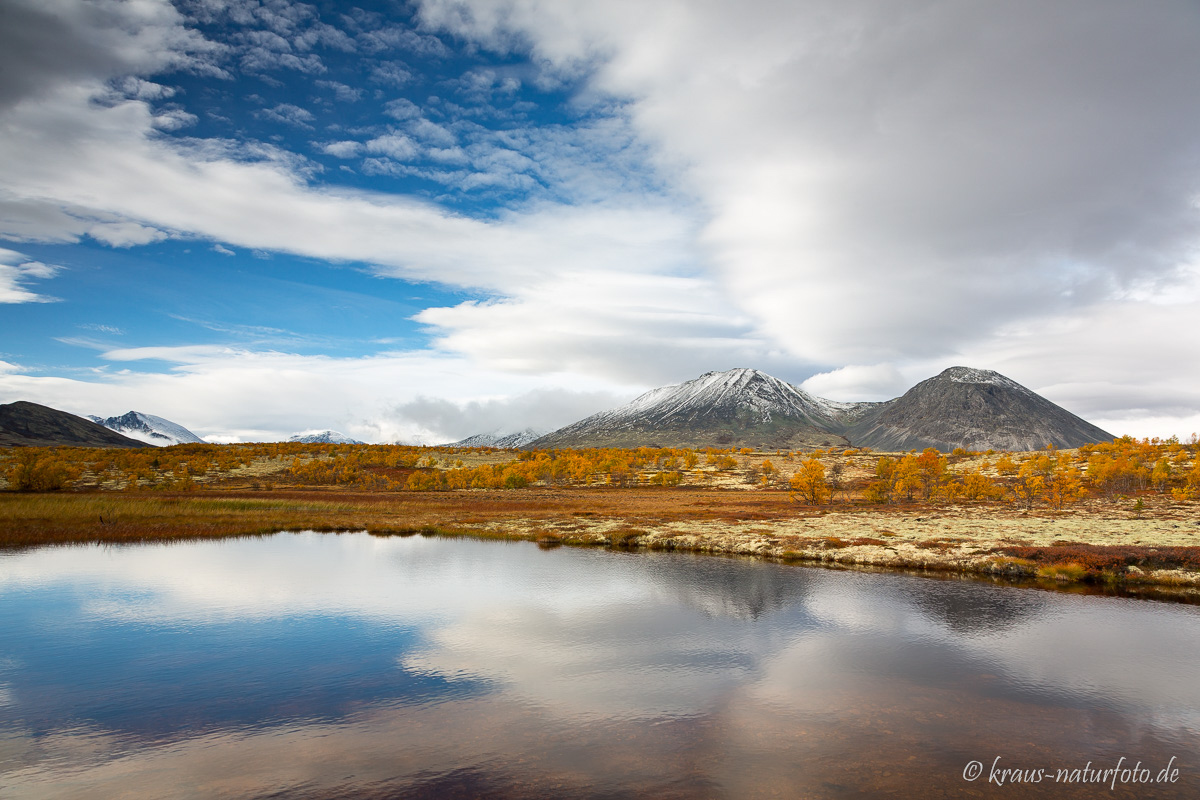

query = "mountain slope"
[841,367,1113,452]
[89,411,206,446]
[529,368,858,450]
[288,430,364,444]
[1,401,151,448]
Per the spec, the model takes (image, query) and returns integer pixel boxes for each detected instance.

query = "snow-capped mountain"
[449,428,545,448]
[88,411,206,446]
[287,430,365,444]
[528,366,1113,452]
[530,368,864,451]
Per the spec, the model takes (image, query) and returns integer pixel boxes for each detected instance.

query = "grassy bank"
[4,489,1199,596]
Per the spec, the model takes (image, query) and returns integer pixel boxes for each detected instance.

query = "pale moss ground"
[479,499,1200,591]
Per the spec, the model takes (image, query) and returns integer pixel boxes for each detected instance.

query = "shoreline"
[3,488,1199,599]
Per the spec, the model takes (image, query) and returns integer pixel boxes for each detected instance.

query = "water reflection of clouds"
[0,534,656,624]
[4,535,1200,797]
[4,535,1200,735]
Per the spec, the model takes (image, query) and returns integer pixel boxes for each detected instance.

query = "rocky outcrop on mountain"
[1,401,151,448]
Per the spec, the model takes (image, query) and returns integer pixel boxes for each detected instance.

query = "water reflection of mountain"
[625,552,814,621]
[909,579,1050,635]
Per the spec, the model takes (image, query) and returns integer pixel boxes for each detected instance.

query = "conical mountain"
[1,401,150,448]
[528,368,860,450]
[841,367,1113,452]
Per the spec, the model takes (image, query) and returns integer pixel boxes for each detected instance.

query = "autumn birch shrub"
[864,457,897,504]
[789,458,829,505]
[5,449,82,491]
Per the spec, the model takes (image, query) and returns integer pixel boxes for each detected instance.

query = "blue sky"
[2,0,1200,442]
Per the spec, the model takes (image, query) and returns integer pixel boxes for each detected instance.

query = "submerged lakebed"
[1,532,1199,798]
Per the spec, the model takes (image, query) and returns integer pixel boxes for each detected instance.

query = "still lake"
[1,532,1198,798]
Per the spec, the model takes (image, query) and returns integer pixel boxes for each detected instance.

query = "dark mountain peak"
[844,367,1112,452]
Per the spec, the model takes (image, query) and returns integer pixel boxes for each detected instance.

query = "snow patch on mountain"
[288,430,365,444]
[940,366,1030,392]
[88,411,206,446]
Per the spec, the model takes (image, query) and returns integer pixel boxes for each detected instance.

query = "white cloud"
[0,346,638,443]
[383,97,421,120]
[115,77,176,100]
[0,247,61,303]
[87,220,169,247]
[0,0,226,113]
[151,106,198,130]
[412,269,805,385]
[319,139,363,158]
[800,364,908,402]
[255,101,315,127]
[395,388,621,440]
[0,76,694,296]
[364,133,417,161]
[314,79,362,102]
[369,60,412,87]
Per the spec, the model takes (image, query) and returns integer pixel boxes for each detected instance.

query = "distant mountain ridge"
[89,411,206,447]
[1,401,150,448]
[449,428,544,448]
[528,367,1113,452]
[288,430,364,444]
